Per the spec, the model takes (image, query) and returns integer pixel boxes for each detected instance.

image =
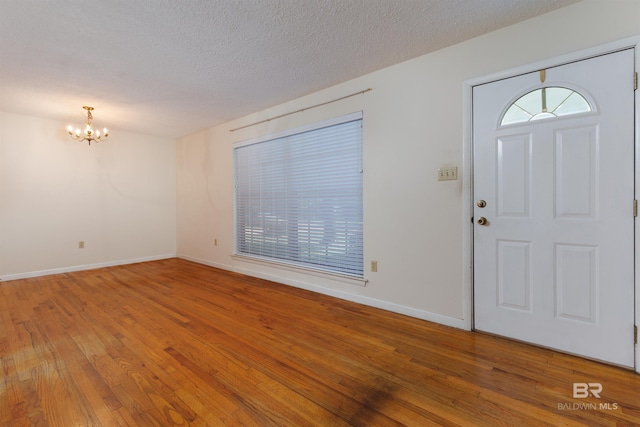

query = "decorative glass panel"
[501,87,591,126]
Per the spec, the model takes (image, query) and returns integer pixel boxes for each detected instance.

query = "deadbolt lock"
[477,217,488,226]
[477,200,487,208]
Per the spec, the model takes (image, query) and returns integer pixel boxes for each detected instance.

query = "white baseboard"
[178,254,467,330]
[178,254,232,271]
[0,254,177,282]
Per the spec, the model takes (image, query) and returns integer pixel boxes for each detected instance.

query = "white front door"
[473,49,635,367]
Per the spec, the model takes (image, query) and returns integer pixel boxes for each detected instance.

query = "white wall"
[0,111,177,280]
[176,0,640,327]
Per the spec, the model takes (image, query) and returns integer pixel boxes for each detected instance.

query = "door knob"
[477,217,488,225]
[477,200,487,208]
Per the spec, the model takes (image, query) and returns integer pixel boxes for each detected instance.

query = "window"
[234,112,363,277]
[500,86,592,126]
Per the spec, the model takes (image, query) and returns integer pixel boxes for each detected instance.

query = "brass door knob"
[477,217,488,225]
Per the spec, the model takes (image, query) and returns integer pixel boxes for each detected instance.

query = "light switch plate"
[438,166,458,181]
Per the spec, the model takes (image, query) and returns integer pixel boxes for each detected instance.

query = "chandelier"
[67,106,109,145]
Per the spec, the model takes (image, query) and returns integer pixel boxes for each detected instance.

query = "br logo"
[573,383,603,398]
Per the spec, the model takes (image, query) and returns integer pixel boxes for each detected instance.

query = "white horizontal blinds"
[234,115,363,277]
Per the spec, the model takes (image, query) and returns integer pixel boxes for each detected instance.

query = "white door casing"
[473,49,635,367]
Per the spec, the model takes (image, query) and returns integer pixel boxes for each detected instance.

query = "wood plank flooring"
[1,258,638,426]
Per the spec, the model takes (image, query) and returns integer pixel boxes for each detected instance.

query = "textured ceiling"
[0,0,578,139]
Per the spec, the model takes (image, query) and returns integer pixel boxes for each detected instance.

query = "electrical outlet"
[438,166,458,181]
[79,241,85,249]
[371,260,378,272]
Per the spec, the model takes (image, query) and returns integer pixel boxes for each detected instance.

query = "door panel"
[555,126,598,218]
[473,49,635,367]
[497,240,531,311]
[555,244,597,323]
[497,134,531,217]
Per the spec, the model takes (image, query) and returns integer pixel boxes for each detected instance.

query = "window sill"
[230,254,368,287]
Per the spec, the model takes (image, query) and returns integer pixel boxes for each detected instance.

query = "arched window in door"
[500,87,592,126]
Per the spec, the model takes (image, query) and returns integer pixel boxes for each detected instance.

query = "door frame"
[462,36,640,372]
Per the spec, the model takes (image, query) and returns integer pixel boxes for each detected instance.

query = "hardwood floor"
[1,259,638,426]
